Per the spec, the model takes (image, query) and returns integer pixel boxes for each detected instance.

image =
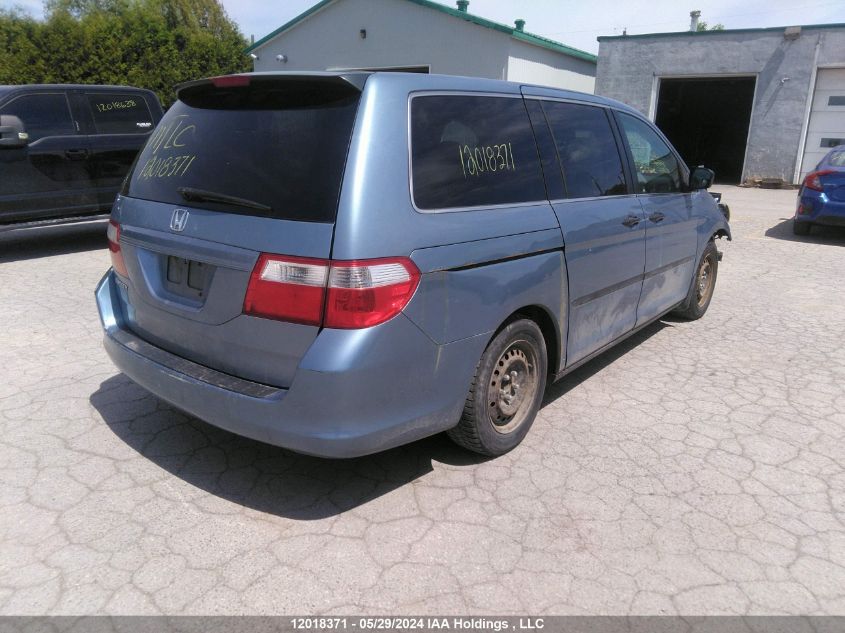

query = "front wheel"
[448,319,547,456]
[673,241,719,320]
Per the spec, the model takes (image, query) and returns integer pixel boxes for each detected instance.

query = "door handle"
[649,212,666,223]
[622,214,641,228]
[65,148,88,160]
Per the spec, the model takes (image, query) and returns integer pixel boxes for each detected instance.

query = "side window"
[0,93,75,141]
[524,99,565,200]
[87,93,154,134]
[542,101,627,199]
[617,113,683,194]
[410,95,546,210]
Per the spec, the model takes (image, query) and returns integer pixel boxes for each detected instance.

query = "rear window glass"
[126,80,360,222]
[88,93,153,134]
[410,95,546,210]
[828,151,845,166]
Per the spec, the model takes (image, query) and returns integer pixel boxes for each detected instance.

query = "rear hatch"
[113,74,363,388]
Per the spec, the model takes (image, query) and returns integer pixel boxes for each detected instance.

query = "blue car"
[794,144,845,235]
[95,72,730,458]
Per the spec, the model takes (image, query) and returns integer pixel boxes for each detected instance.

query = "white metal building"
[246,0,597,94]
[804,67,845,177]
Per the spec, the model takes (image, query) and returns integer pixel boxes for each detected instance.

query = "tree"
[697,21,725,31]
[44,0,130,19]
[0,8,47,84]
[0,0,250,106]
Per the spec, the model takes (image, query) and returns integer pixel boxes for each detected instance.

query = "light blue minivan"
[96,72,731,458]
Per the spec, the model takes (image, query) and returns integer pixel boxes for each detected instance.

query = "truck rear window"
[87,93,154,134]
[126,80,360,223]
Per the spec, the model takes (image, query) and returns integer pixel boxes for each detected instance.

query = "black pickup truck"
[0,84,163,227]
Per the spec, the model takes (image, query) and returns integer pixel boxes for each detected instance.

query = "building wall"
[818,30,845,67]
[252,0,594,91]
[595,27,845,183]
[506,39,596,93]
[253,0,509,78]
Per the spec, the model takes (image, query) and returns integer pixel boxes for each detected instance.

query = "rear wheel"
[673,241,718,320]
[448,319,547,456]
[793,220,811,236]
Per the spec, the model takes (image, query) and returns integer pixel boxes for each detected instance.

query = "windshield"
[126,79,360,223]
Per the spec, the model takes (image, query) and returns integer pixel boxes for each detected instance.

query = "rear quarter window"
[87,93,154,134]
[828,151,845,167]
[410,95,546,210]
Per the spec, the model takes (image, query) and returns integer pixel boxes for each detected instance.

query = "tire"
[793,220,811,236]
[673,240,719,320]
[448,318,547,456]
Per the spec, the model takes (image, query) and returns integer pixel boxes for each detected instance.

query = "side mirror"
[689,166,714,190]
[0,115,29,148]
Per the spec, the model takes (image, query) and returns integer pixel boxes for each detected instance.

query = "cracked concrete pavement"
[0,186,843,615]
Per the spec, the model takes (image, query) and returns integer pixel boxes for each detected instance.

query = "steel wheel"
[696,252,716,309]
[448,319,548,456]
[487,340,539,434]
[672,240,719,321]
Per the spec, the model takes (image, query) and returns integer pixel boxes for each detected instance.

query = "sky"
[4,0,844,54]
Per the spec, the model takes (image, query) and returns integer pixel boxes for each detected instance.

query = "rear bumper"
[811,215,845,227]
[796,191,845,225]
[96,270,486,458]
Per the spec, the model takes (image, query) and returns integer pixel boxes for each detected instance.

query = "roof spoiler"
[175,73,369,99]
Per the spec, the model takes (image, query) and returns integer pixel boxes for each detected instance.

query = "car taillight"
[107,220,128,278]
[803,169,834,191]
[243,254,329,326]
[325,258,420,329]
[211,75,251,88]
[243,254,420,329]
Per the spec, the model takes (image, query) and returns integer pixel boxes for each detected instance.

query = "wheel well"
[501,306,560,378]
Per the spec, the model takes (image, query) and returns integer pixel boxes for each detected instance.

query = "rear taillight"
[243,255,420,329]
[243,254,328,326]
[803,169,834,191]
[107,220,128,278]
[325,258,420,329]
[211,75,251,88]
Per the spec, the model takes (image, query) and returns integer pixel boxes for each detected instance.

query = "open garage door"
[655,77,756,184]
[799,68,845,182]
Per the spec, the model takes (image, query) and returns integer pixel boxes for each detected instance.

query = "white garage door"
[799,68,845,181]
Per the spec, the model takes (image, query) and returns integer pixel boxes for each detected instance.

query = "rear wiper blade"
[177,187,271,213]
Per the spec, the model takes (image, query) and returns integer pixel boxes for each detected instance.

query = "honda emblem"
[170,208,189,232]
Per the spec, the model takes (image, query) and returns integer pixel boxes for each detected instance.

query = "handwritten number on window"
[459,143,515,179]
[95,99,138,113]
